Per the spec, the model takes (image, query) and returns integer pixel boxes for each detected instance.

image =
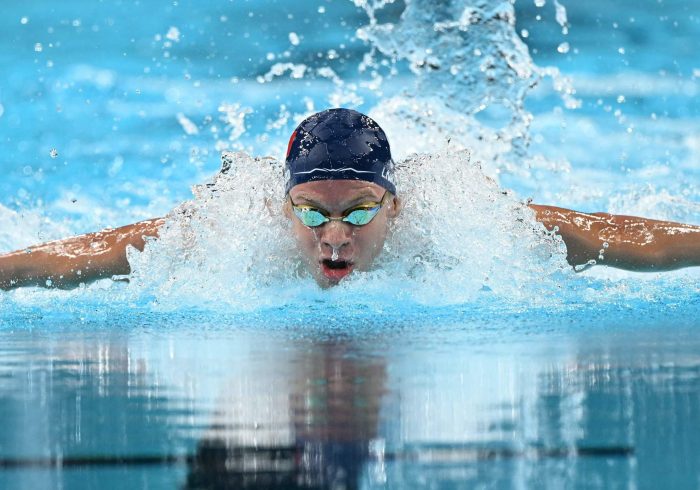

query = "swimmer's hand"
[0,218,164,290]
[530,204,700,271]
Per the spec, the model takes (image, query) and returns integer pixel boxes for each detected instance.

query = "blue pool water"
[1,0,700,488]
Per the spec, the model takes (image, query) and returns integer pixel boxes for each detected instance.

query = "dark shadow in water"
[184,340,384,489]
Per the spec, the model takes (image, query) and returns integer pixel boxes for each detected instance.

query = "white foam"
[124,150,570,310]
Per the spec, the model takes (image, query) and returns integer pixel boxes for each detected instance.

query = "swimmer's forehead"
[289,181,385,208]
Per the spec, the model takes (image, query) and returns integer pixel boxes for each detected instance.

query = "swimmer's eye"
[292,206,329,227]
[342,205,381,225]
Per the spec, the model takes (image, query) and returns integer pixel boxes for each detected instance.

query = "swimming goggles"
[290,191,390,227]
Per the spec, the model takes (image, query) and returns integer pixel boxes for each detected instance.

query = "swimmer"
[2,107,700,290]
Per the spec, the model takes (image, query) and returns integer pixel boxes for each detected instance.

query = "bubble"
[520,29,529,38]
[617,95,626,103]
[557,42,570,54]
[318,6,326,13]
[0,104,4,118]
[20,17,29,25]
[618,47,625,55]
[288,32,300,46]
[49,148,58,158]
[34,43,43,53]
[534,0,545,7]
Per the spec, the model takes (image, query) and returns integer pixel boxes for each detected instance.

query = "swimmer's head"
[283,109,401,287]
[284,108,396,195]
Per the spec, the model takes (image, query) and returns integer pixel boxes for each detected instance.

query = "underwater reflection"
[184,340,385,489]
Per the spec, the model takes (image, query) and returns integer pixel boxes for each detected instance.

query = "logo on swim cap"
[286,130,297,160]
[284,108,397,194]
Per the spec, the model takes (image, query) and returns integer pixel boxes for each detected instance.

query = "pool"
[1,0,700,488]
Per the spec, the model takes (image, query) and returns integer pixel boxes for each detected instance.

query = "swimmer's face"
[285,180,400,287]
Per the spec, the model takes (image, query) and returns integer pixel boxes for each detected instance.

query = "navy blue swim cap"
[284,108,397,195]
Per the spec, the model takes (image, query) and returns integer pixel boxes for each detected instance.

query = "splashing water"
[119,0,699,312]
[357,0,577,182]
[2,0,698,315]
[121,148,571,311]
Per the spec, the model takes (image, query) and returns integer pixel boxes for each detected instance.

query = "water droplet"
[166,26,180,42]
[20,17,29,25]
[34,42,43,52]
[618,47,625,55]
[617,95,625,103]
[288,32,300,46]
[72,19,81,27]
[557,42,570,54]
[553,0,568,27]
[520,29,529,38]
[49,148,58,158]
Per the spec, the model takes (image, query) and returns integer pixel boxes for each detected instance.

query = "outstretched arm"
[0,218,164,290]
[530,204,700,271]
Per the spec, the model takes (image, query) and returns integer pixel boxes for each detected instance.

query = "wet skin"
[284,180,401,287]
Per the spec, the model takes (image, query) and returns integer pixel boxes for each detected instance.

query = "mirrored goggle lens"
[343,206,380,226]
[293,208,328,227]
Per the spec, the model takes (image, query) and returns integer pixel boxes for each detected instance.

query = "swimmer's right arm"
[0,218,164,290]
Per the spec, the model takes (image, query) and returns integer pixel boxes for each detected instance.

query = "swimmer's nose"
[320,221,351,252]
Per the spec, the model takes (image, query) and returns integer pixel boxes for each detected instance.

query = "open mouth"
[320,259,354,282]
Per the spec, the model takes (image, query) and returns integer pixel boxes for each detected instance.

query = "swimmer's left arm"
[529,204,700,271]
